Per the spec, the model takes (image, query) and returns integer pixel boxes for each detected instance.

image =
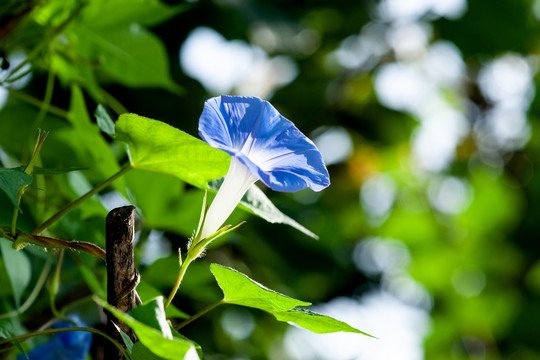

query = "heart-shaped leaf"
[211,264,372,336]
[115,113,230,189]
[94,296,197,360]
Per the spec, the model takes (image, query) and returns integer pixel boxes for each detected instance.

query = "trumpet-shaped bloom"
[198,95,330,239]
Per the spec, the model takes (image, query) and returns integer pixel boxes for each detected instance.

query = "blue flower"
[18,316,92,360]
[198,95,329,239]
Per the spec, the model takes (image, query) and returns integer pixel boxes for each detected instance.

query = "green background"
[1,0,540,359]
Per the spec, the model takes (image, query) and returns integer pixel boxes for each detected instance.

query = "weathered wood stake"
[105,205,138,359]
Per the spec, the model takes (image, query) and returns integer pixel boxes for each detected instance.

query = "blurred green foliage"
[1,0,540,359]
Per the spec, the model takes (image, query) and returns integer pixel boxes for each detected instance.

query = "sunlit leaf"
[94,296,197,360]
[211,263,310,312]
[171,327,203,359]
[129,297,172,339]
[0,167,32,211]
[0,239,31,308]
[115,113,230,189]
[74,25,181,93]
[211,264,371,335]
[132,341,164,360]
[132,340,200,360]
[273,308,373,336]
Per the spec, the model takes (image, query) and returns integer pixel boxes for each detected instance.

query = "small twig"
[32,164,132,235]
[0,226,107,260]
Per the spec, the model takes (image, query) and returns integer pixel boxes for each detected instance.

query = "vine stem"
[49,250,64,317]
[175,300,223,331]
[11,130,49,235]
[0,326,130,359]
[164,191,209,309]
[32,164,132,235]
[164,254,195,309]
[164,220,244,308]
[10,191,23,235]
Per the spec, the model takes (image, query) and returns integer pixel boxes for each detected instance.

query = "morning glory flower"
[17,315,92,360]
[198,95,330,239]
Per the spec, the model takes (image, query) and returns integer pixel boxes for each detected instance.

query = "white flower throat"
[199,157,257,239]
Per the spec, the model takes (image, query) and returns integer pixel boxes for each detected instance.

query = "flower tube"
[198,95,330,239]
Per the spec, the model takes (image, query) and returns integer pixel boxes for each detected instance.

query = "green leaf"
[114,323,134,354]
[171,327,203,359]
[0,239,31,308]
[136,279,189,319]
[95,105,115,137]
[0,167,32,211]
[67,85,120,175]
[210,264,372,336]
[115,114,230,189]
[0,319,26,357]
[129,297,172,339]
[210,263,310,312]
[74,25,181,93]
[0,320,15,339]
[209,178,318,239]
[273,308,374,336]
[80,0,188,29]
[94,296,197,360]
[132,341,165,360]
[64,85,125,190]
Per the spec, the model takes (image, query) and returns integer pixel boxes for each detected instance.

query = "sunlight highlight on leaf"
[211,264,371,335]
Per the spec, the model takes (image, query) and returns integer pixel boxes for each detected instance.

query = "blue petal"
[199,96,330,192]
[53,316,91,347]
[18,316,92,360]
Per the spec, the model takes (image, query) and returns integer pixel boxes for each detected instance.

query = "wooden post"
[105,205,138,359]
